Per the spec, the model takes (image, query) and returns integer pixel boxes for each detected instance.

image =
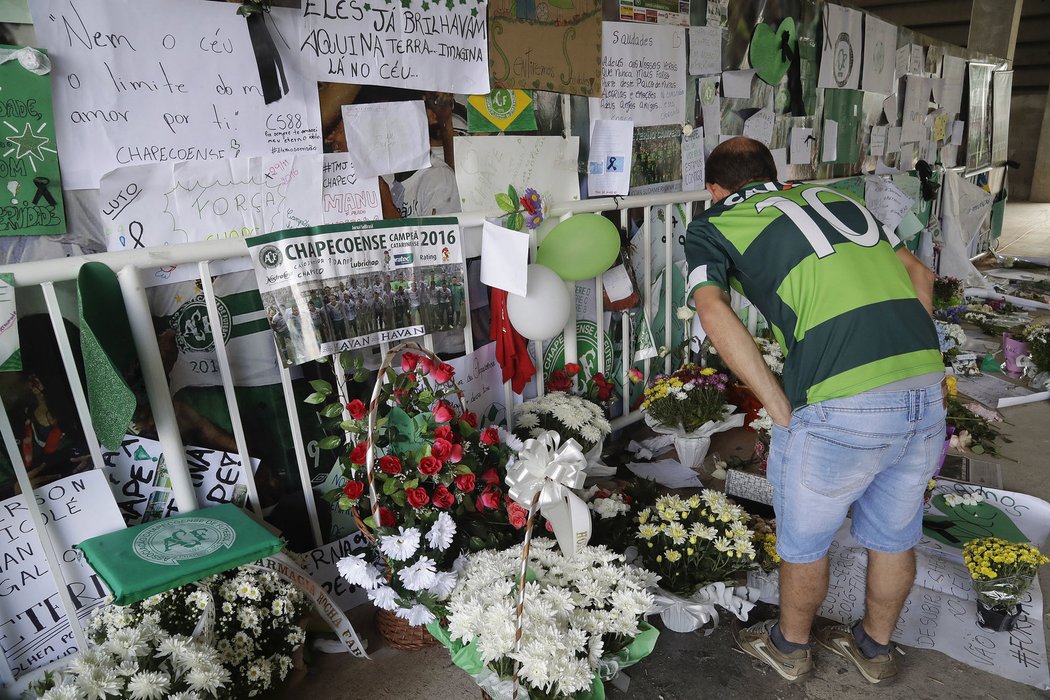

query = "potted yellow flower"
[963,536,1049,632]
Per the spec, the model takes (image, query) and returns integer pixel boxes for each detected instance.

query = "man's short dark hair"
[706,137,778,192]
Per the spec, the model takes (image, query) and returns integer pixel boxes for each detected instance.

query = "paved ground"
[278,203,1050,698]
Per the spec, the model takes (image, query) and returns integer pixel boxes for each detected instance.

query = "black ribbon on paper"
[784,30,805,117]
[245,11,288,105]
[32,176,56,207]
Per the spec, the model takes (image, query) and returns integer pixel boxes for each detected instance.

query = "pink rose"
[432,401,454,424]
[477,485,502,511]
[430,362,455,384]
[507,502,528,529]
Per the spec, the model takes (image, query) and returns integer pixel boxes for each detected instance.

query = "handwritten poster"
[688,25,721,76]
[818,2,862,90]
[446,341,507,426]
[29,0,322,189]
[681,127,705,192]
[863,175,914,231]
[0,46,65,236]
[454,134,580,213]
[298,0,490,94]
[100,434,260,526]
[299,532,370,612]
[0,471,125,679]
[342,101,430,178]
[246,218,467,366]
[588,119,634,196]
[488,0,602,97]
[321,153,382,225]
[590,23,686,128]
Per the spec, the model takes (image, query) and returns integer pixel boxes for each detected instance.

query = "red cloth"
[490,288,536,394]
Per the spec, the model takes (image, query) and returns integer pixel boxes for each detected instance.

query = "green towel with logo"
[77,504,283,605]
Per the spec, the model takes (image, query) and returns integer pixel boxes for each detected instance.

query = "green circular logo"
[485,89,517,120]
[133,517,237,566]
[170,295,231,354]
[542,320,615,381]
[259,244,283,269]
[833,32,854,87]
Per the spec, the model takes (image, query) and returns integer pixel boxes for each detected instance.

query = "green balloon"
[536,214,621,281]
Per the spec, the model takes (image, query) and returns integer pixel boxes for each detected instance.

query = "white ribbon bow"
[648,582,759,634]
[505,430,591,557]
[0,47,51,75]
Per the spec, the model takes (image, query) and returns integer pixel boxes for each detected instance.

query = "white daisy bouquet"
[1024,321,1050,374]
[935,319,966,362]
[431,540,659,700]
[28,621,229,700]
[80,566,308,699]
[337,510,460,627]
[513,392,611,454]
[636,492,757,596]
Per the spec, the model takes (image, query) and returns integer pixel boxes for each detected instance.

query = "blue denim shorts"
[767,382,947,563]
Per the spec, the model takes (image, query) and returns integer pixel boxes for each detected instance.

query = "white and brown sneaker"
[815,621,898,684]
[734,619,814,681]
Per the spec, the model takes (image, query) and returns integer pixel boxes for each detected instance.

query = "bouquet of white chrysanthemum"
[755,337,785,376]
[935,319,967,361]
[513,392,611,454]
[84,566,308,699]
[29,621,230,700]
[430,540,659,700]
[337,510,460,628]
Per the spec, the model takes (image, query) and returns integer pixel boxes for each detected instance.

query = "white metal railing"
[0,165,997,691]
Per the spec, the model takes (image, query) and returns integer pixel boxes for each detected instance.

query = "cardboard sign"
[488,0,602,97]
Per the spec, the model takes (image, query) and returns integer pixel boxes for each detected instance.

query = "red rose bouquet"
[309,344,518,626]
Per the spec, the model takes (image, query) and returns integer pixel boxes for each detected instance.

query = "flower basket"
[376,606,441,650]
[644,407,745,471]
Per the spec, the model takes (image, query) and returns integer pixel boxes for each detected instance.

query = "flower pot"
[674,433,712,472]
[976,600,1022,632]
[1002,333,1029,378]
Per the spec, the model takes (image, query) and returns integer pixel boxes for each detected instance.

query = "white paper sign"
[454,135,580,213]
[297,1,490,94]
[771,148,789,181]
[688,25,722,76]
[99,434,260,526]
[862,15,897,95]
[590,23,686,128]
[951,120,965,146]
[254,154,324,233]
[941,55,967,119]
[869,125,888,157]
[721,69,755,98]
[864,175,914,231]
[29,0,322,189]
[698,77,721,149]
[821,119,838,162]
[789,127,813,164]
[0,471,125,679]
[321,153,382,225]
[742,107,774,146]
[480,221,529,297]
[446,341,507,426]
[342,101,430,178]
[587,120,634,196]
[818,3,862,89]
[902,75,931,143]
[681,127,705,192]
[887,126,902,155]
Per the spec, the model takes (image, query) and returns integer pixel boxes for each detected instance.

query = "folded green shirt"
[77,504,283,605]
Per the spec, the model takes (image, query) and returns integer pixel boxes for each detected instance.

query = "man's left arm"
[693,285,793,427]
[895,246,935,316]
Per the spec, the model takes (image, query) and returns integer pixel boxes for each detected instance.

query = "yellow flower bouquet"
[963,536,1049,631]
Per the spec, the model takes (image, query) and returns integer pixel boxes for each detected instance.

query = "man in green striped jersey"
[687,138,945,684]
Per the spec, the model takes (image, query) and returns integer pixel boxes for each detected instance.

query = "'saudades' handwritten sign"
[298,0,490,94]
[29,0,322,189]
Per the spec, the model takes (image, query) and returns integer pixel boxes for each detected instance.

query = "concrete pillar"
[1028,89,1050,202]
[968,0,1023,65]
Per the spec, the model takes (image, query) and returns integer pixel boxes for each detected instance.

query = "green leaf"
[507,184,518,202]
[309,379,333,395]
[353,369,368,383]
[354,354,364,369]
[971,444,985,454]
[455,464,473,475]
[383,477,401,496]
[338,495,354,510]
[340,353,355,370]
[391,490,407,506]
[317,435,343,450]
[404,478,419,490]
[507,212,524,231]
[339,420,361,432]
[321,402,344,418]
[495,192,516,213]
[363,515,376,529]
[304,392,326,405]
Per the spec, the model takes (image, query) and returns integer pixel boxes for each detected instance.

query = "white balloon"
[506,264,571,341]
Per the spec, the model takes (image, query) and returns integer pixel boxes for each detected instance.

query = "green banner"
[0,45,65,236]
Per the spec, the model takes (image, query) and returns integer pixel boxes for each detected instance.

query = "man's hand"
[692,285,793,427]
[896,247,935,316]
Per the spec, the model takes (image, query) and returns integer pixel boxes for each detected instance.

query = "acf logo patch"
[133,517,237,566]
[170,294,232,354]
